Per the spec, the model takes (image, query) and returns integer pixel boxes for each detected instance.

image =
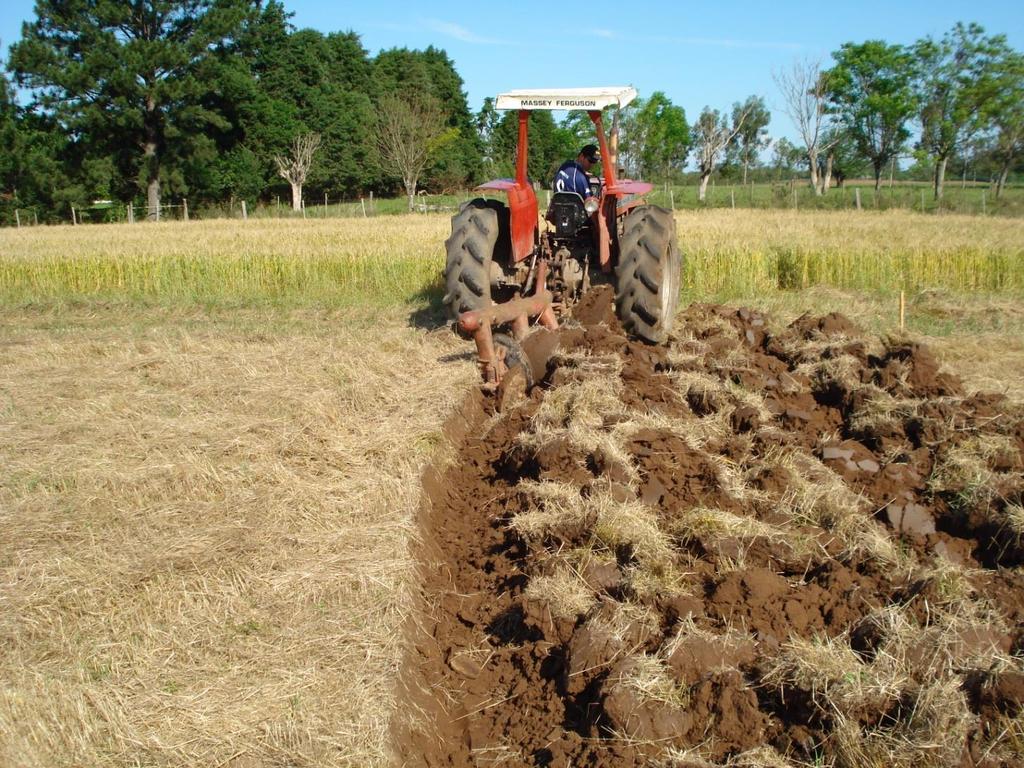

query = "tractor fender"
[475,179,537,263]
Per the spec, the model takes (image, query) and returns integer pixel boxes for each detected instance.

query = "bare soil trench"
[396,288,1024,767]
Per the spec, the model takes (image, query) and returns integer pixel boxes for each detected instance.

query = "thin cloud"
[651,35,802,51]
[421,18,508,45]
[586,28,615,39]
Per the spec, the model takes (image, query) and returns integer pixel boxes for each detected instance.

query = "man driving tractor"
[554,144,600,198]
[443,87,682,394]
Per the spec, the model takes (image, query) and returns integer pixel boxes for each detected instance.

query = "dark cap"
[579,144,601,163]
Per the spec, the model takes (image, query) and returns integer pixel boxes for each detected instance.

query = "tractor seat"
[547,191,589,238]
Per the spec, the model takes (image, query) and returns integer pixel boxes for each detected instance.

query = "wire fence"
[3,179,1022,228]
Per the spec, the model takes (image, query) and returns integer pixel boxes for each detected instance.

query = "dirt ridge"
[396,288,1024,767]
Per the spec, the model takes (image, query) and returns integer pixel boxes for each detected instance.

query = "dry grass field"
[0,308,476,766]
[1,209,1022,306]
[1,208,1023,766]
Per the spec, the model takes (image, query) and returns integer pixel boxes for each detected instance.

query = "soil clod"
[398,288,1024,767]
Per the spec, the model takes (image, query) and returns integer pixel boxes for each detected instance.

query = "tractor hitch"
[457,262,559,393]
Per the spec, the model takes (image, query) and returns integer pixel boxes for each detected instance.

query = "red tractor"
[444,87,682,392]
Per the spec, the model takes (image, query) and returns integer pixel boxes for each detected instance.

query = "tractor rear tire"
[443,199,507,321]
[614,205,682,344]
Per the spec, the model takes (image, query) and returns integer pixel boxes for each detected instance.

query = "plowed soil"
[396,288,1024,768]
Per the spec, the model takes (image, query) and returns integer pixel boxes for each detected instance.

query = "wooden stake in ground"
[71,205,77,225]
[855,189,862,211]
[241,200,247,220]
[128,203,134,224]
[361,198,367,217]
[183,199,189,222]
[899,290,906,331]
[14,209,20,228]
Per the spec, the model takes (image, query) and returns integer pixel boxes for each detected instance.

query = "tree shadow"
[407,282,447,330]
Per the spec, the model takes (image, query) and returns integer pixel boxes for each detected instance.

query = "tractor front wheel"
[443,199,507,321]
[614,205,682,344]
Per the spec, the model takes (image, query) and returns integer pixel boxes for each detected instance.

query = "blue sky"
[3,0,1022,144]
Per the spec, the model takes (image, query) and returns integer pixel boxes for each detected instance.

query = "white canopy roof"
[495,86,637,111]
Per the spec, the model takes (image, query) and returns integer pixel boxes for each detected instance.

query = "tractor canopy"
[478,86,642,264]
[495,86,638,111]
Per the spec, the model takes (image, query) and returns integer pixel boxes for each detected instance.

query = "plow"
[443,87,682,400]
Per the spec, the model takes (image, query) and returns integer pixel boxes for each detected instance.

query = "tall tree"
[198,13,383,204]
[819,126,865,189]
[730,95,770,186]
[490,109,574,185]
[913,23,1011,199]
[10,0,250,218]
[374,46,482,191]
[612,101,644,177]
[692,104,751,201]
[771,137,802,179]
[559,109,601,146]
[614,95,690,180]
[775,59,833,193]
[0,66,18,208]
[376,93,457,211]
[275,131,320,210]
[826,41,916,191]
[634,92,690,181]
[200,0,294,202]
[989,50,1024,199]
[475,96,500,176]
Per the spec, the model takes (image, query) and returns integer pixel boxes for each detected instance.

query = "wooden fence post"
[855,188,861,211]
[301,199,306,219]
[14,209,20,228]
[183,198,189,221]
[241,200,248,220]
[34,211,38,226]
[128,203,134,224]
[369,190,374,214]
[669,189,675,211]
[730,189,735,209]
[360,198,367,217]
[71,205,77,225]
[899,291,906,331]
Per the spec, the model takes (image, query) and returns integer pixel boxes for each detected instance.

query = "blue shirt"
[554,160,593,198]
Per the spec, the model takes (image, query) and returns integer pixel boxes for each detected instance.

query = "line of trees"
[1,0,481,221]
[473,21,1024,206]
[2,5,1023,224]
[776,23,1024,199]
